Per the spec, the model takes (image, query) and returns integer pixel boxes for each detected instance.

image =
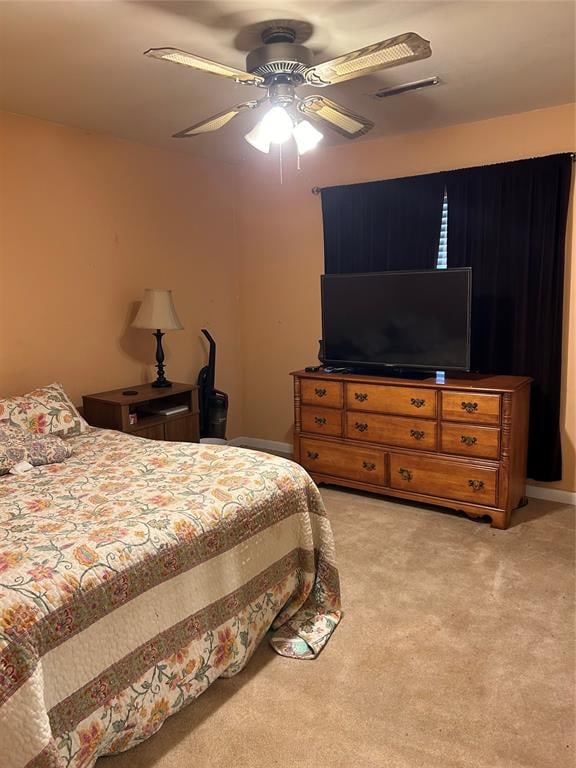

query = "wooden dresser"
[291,370,531,529]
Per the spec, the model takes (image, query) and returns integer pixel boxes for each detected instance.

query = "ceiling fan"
[144,23,431,153]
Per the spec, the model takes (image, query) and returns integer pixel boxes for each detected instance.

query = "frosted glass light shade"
[244,120,271,153]
[260,106,293,144]
[293,120,324,154]
[132,289,183,331]
[244,107,294,153]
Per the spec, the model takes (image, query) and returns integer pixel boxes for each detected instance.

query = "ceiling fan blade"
[144,47,264,87]
[304,32,431,87]
[297,96,374,139]
[173,100,262,138]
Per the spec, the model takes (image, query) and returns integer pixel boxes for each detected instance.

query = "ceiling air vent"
[371,76,441,99]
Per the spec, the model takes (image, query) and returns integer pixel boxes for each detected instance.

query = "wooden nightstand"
[82,383,199,442]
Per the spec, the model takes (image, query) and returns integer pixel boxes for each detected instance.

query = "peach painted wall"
[236,103,576,492]
[0,111,244,436]
[1,105,574,490]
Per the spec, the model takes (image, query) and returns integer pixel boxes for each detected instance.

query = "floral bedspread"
[0,429,341,768]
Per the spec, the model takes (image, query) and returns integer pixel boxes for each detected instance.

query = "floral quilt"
[0,429,341,768]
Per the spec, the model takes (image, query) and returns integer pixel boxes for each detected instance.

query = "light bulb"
[244,120,271,153]
[259,106,293,144]
[293,120,324,155]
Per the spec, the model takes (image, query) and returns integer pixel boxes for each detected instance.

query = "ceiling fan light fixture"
[244,120,271,153]
[260,106,294,144]
[293,120,324,154]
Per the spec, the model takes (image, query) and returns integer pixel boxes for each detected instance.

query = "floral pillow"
[0,382,89,437]
[0,424,73,475]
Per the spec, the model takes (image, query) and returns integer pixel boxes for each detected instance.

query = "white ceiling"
[0,0,574,164]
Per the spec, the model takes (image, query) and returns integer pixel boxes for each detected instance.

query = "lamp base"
[151,330,173,389]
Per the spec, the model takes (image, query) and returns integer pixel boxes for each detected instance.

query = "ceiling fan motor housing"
[246,41,313,85]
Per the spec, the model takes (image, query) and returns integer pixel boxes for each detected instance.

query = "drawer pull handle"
[354,392,368,402]
[410,429,425,441]
[306,451,319,460]
[354,422,368,432]
[362,461,376,471]
[314,416,327,425]
[461,435,477,446]
[399,467,413,482]
[411,397,425,408]
[314,388,327,398]
[468,479,484,491]
[461,401,478,413]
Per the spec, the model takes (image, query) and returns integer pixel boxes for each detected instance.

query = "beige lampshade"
[132,289,183,331]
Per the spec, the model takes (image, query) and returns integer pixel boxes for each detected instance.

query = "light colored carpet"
[101,490,575,768]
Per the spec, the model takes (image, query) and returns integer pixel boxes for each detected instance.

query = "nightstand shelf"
[83,382,199,443]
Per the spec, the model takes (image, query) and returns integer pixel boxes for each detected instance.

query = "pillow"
[0,382,89,437]
[0,424,73,475]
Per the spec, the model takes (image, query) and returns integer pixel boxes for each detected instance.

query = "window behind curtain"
[436,191,448,269]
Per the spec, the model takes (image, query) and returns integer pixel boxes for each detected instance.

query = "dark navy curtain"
[321,172,446,273]
[446,154,572,481]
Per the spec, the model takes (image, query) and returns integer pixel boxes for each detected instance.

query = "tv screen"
[321,268,472,372]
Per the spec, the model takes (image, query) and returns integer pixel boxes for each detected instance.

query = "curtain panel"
[321,172,446,273]
[446,153,572,481]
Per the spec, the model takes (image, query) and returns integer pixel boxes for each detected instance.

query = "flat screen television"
[321,268,472,373]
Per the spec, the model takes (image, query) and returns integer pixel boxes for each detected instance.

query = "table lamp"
[132,289,183,388]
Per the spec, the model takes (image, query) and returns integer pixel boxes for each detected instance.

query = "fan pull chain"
[297,153,301,171]
[279,142,283,185]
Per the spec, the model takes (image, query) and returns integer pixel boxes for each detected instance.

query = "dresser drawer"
[441,423,500,460]
[390,454,497,506]
[346,384,437,418]
[300,438,385,484]
[301,406,343,437]
[345,412,437,451]
[441,391,501,425]
[301,379,343,408]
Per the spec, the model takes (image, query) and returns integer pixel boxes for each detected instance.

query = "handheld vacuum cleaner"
[197,329,229,440]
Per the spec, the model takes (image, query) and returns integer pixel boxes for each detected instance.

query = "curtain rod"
[311,153,575,194]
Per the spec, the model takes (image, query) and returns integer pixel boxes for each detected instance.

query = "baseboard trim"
[525,484,576,505]
[228,437,293,455]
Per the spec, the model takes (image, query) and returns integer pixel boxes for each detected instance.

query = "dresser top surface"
[291,370,532,393]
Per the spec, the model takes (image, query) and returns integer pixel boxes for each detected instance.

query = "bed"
[0,427,341,768]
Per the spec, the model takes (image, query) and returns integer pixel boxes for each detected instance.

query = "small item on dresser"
[305,365,322,372]
[324,366,353,374]
[128,412,138,426]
